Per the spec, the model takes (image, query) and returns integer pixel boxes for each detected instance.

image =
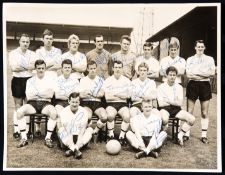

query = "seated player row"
[15,59,195,155]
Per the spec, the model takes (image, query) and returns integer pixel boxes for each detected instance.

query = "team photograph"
[2,3,221,172]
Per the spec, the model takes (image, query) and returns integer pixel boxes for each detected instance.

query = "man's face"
[36,64,46,78]
[167,71,177,84]
[121,39,130,52]
[169,47,178,58]
[62,64,72,76]
[88,64,97,77]
[69,97,80,113]
[113,63,123,77]
[43,35,53,47]
[138,67,148,79]
[143,46,151,57]
[69,39,79,52]
[195,42,205,55]
[142,102,153,116]
[95,36,104,50]
[19,36,30,51]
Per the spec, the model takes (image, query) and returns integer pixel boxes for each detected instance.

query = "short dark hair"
[168,41,179,49]
[43,29,53,38]
[113,60,123,67]
[141,97,153,106]
[166,66,178,75]
[35,59,46,68]
[195,40,205,46]
[94,35,104,42]
[120,35,131,43]
[138,62,149,71]
[87,60,97,68]
[143,42,153,50]
[68,92,80,101]
[19,33,30,40]
[61,59,72,67]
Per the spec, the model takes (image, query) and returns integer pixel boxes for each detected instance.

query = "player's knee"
[49,109,57,120]
[123,114,130,123]
[161,115,169,125]
[160,110,169,122]
[16,109,24,120]
[107,114,116,122]
[188,115,195,126]
[98,110,107,123]
[100,115,107,123]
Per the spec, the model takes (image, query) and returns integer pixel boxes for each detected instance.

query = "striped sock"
[201,118,209,138]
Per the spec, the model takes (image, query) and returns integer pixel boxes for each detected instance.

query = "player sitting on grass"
[58,92,93,159]
[126,98,167,159]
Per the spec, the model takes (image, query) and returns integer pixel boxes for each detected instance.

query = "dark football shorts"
[55,99,69,108]
[186,80,212,101]
[80,101,102,112]
[142,136,152,147]
[27,100,51,114]
[158,105,181,118]
[11,77,31,98]
[107,102,129,111]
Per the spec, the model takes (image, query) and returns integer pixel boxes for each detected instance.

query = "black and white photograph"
[2,3,221,172]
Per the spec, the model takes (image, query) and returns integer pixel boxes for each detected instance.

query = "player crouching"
[57,92,93,159]
[126,98,167,159]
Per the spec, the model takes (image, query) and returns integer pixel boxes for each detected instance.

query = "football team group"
[8,29,216,159]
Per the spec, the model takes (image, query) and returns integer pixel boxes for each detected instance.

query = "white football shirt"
[103,75,131,103]
[131,78,156,105]
[9,47,36,77]
[131,111,162,137]
[157,82,183,107]
[54,75,80,100]
[186,54,215,81]
[62,51,87,79]
[159,55,186,83]
[59,106,88,135]
[79,75,104,102]
[36,46,62,79]
[26,74,54,101]
[135,56,159,78]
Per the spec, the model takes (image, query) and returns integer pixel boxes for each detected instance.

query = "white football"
[106,139,121,155]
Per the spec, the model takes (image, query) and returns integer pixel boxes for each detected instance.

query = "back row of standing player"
[9,29,216,148]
